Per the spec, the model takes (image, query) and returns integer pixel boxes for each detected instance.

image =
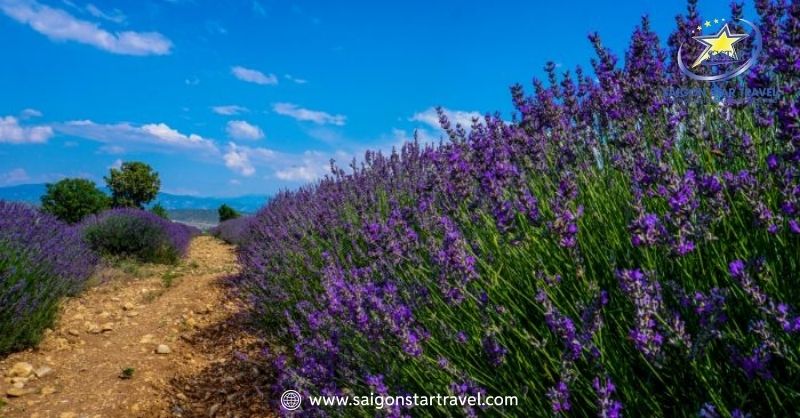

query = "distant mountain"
[0,184,268,213]
[168,209,229,230]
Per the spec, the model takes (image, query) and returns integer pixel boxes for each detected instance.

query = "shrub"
[209,216,252,245]
[0,201,98,354]
[150,203,169,219]
[81,208,197,264]
[218,204,240,222]
[40,178,110,223]
[105,161,160,209]
[236,4,800,417]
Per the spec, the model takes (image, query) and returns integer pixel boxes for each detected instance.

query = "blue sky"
[0,0,751,196]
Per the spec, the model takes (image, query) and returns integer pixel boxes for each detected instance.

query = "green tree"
[105,162,161,209]
[218,204,240,222]
[40,178,109,223]
[150,203,169,219]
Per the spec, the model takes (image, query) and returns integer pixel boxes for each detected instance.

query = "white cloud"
[225,148,334,183]
[226,120,264,140]
[85,3,125,24]
[410,107,482,130]
[20,108,43,119]
[284,74,308,84]
[56,120,218,153]
[0,168,30,185]
[272,102,346,126]
[223,143,256,176]
[98,144,125,154]
[0,115,54,143]
[109,158,123,169]
[184,77,200,86]
[274,152,329,182]
[212,105,248,116]
[231,66,277,85]
[0,0,172,56]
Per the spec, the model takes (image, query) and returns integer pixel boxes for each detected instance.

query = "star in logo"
[691,23,748,68]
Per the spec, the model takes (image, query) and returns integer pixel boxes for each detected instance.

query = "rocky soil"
[0,236,273,418]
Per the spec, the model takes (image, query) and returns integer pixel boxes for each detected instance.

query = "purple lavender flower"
[593,376,623,418]
[699,403,720,418]
[365,373,389,395]
[729,259,800,333]
[437,356,449,369]
[629,212,665,247]
[547,380,571,413]
[766,154,779,171]
[449,379,487,418]
[536,289,583,361]
[482,334,508,366]
[434,216,478,305]
[616,269,665,359]
[735,343,773,380]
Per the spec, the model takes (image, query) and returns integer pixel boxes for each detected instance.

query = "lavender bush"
[237,1,799,416]
[81,208,198,264]
[0,201,98,354]
[209,216,254,245]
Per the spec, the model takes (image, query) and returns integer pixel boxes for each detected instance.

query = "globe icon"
[281,390,302,411]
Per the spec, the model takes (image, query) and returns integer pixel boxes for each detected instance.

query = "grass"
[119,367,135,380]
[161,269,180,288]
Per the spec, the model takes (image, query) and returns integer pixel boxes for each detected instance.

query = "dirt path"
[0,236,271,418]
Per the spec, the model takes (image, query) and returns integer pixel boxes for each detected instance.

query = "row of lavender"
[81,208,199,264]
[237,1,799,416]
[0,202,197,354]
[209,216,254,246]
[0,202,97,354]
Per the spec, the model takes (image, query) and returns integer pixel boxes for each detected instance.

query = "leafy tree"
[105,162,160,209]
[40,178,109,223]
[150,203,169,219]
[218,204,240,222]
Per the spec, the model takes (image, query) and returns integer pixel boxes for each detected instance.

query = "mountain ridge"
[0,183,268,213]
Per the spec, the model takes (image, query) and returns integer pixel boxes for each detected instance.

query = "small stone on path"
[34,366,54,378]
[6,362,34,378]
[6,387,31,397]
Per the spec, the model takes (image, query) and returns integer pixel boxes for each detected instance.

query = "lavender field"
[231,1,800,417]
[1,0,799,416]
